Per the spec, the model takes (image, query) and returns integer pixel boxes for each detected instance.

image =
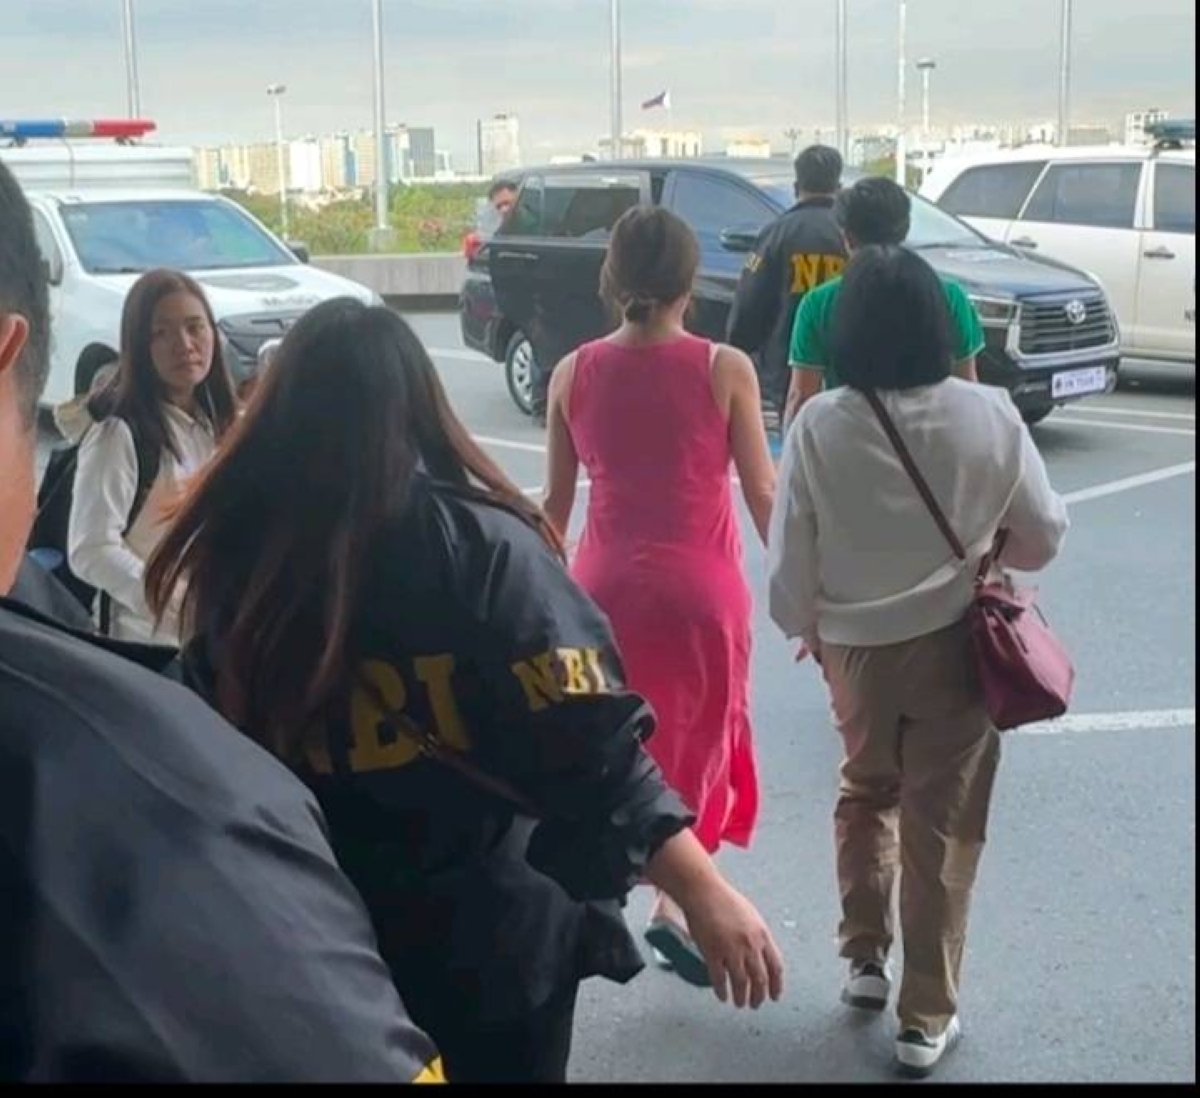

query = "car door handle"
[1011,236,1039,249]
[1144,246,1177,260]
[494,250,540,263]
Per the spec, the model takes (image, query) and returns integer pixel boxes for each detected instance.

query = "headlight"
[968,295,1018,328]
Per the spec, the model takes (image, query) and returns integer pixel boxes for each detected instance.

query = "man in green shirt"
[785,177,983,428]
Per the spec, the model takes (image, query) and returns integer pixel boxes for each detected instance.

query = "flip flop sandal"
[644,919,712,988]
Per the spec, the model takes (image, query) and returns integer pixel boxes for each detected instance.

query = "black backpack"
[27,418,160,634]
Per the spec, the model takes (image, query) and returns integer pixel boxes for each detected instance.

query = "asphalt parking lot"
[34,315,1196,1083]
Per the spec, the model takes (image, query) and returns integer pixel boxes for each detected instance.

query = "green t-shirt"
[789,274,985,389]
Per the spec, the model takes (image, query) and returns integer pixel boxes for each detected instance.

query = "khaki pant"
[822,621,1001,1037]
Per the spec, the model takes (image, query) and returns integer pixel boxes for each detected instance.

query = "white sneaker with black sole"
[841,959,893,1011]
[894,1015,962,1077]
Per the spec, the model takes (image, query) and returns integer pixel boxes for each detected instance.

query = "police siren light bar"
[1146,119,1195,148]
[1,119,157,145]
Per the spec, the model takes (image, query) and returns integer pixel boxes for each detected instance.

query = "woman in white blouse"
[768,245,1068,1078]
[69,269,237,642]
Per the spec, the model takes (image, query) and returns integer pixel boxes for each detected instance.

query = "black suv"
[460,159,1121,424]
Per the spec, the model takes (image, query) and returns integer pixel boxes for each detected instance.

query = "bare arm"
[543,354,579,539]
[712,345,775,547]
[646,829,784,1009]
[783,366,824,434]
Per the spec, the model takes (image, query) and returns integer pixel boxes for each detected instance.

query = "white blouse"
[68,405,217,643]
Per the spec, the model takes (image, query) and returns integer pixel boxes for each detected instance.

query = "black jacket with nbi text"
[185,475,695,1028]
[0,599,442,1083]
[726,195,847,409]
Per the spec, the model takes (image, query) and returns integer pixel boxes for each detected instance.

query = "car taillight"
[463,231,483,263]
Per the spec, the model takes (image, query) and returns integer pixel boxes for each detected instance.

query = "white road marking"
[1070,405,1196,423]
[429,347,492,363]
[1048,416,1195,438]
[475,435,549,454]
[1014,708,1195,737]
[1062,461,1196,506]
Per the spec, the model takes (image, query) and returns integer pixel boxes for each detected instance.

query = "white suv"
[922,139,1195,366]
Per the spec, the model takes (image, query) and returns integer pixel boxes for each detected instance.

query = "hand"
[795,640,823,666]
[680,882,785,1009]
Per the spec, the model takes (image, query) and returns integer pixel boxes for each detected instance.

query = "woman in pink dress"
[544,207,777,983]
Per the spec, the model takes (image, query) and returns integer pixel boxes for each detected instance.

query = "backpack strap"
[98,416,163,636]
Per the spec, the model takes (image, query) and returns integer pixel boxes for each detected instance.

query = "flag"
[641,90,671,111]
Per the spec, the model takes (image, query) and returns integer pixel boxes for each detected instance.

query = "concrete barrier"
[313,252,466,309]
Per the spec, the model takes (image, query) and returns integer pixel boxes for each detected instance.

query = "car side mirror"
[288,241,311,264]
[40,255,64,287]
[719,227,759,254]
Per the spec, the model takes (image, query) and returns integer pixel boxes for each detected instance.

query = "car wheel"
[505,333,536,416]
[1021,405,1054,426]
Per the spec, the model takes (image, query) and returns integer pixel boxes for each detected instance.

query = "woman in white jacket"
[69,269,237,642]
[768,245,1068,1078]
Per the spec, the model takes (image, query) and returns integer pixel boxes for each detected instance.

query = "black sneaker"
[894,1016,962,1077]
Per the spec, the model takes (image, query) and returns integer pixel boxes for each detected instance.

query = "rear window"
[1153,163,1195,234]
[1021,162,1142,230]
[500,174,642,239]
[938,162,1047,219]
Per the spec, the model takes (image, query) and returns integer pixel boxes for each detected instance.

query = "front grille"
[1018,292,1114,356]
[218,312,305,364]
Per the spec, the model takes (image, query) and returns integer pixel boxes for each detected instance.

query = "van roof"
[30,188,222,205]
[0,141,196,193]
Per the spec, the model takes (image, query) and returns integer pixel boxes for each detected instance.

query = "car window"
[1021,162,1141,229]
[30,209,63,269]
[1153,163,1196,234]
[938,162,1047,219]
[542,173,642,240]
[59,199,295,273]
[669,173,774,246]
[502,176,544,237]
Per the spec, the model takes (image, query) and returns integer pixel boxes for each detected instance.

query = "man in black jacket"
[727,145,847,416]
[0,161,442,1083]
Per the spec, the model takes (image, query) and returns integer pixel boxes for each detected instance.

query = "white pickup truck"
[2,125,379,405]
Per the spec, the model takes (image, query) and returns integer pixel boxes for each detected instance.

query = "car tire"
[1021,405,1054,426]
[505,333,536,416]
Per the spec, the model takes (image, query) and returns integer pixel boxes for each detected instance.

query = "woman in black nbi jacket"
[146,299,783,1084]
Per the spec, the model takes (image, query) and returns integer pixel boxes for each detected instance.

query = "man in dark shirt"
[727,145,847,416]
[0,160,442,1083]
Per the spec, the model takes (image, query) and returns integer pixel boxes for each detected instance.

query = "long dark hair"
[89,269,237,458]
[831,245,955,392]
[600,205,699,323]
[146,298,560,763]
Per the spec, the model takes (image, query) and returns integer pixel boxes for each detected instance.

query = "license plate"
[1052,366,1108,400]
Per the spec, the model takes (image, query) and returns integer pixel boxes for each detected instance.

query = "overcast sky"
[4,0,1195,164]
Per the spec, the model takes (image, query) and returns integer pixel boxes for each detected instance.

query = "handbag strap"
[356,670,541,817]
[863,389,967,561]
[863,390,1012,584]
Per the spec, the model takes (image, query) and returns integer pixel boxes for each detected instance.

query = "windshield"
[746,173,985,249]
[60,199,295,275]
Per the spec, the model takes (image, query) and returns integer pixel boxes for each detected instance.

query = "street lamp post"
[370,0,392,250]
[835,0,849,158]
[784,127,802,159]
[895,0,907,185]
[609,0,624,160]
[917,57,936,137]
[121,0,141,118]
[266,83,289,240]
[1058,0,1073,147]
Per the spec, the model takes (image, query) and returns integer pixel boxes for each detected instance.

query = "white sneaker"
[894,1016,962,1077]
[841,959,893,1011]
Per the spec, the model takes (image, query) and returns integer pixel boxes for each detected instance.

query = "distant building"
[1125,108,1169,145]
[850,134,895,167]
[406,126,437,179]
[287,138,323,193]
[436,149,453,175]
[599,129,702,159]
[725,137,772,159]
[320,133,353,190]
[195,147,226,191]
[1067,124,1114,147]
[478,114,522,177]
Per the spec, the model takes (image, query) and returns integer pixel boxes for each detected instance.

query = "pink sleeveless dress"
[569,334,759,852]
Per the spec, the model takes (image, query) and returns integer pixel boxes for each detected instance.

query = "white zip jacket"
[768,379,1069,650]
[68,405,217,643]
